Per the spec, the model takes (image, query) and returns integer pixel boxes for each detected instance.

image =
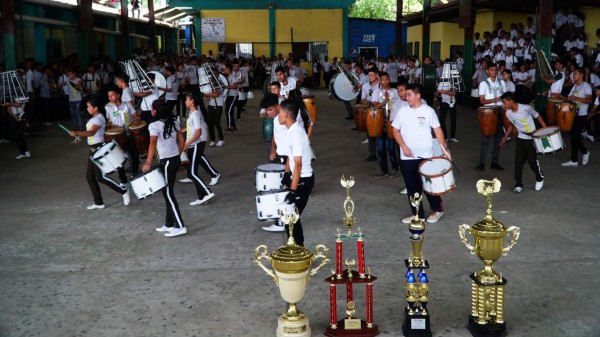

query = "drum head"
[257,163,285,172]
[533,126,559,137]
[106,126,125,135]
[419,157,452,176]
[129,120,147,130]
[331,73,360,101]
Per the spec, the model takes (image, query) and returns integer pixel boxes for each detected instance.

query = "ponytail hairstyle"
[186,92,208,115]
[152,100,178,139]
[286,89,311,133]
[87,96,105,115]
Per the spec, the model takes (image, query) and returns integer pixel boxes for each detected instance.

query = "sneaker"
[179,178,193,183]
[475,164,485,171]
[426,211,444,223]
[535,180,544,191]
[584,133,595,142]
[374,172,388,178]
[86,204,105,210]
[164,227,187,237]
[16,154,29,159]
[514,186,523,193]
[0,139,9,144]
[209,173,221,186]
[582,151,590,165]
[399,187,408,194]
[490,163,504,170]
[361,138,369,144]
[156,225,173,232]
[402,215,415,224]
[216,140,225,147]
[208,141,216,147]
[389,170,398,178]
[262,223,286,232]
[561,161,578,167]
[190,192,215,205]
[449,138,459,143]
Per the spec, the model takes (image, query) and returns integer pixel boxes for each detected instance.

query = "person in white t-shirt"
[383,56,399,87]
[499,92,546,193]
[392,83,450,224]
[142,100,187,237]
[64,69,84,130]
[134,72,159,124]
[68,97,129,210]
[477,63,507,171]
[360,68,381,162]
[559,68,592,166]
[371,72,399,178]
[437,78,459,143]
[105,86,140,177]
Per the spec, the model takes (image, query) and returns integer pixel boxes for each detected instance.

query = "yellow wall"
[583,8,600,55]
[200,9,270,55]
[407,25,422,56]
[430,22,463,60]
[474,10,531,36]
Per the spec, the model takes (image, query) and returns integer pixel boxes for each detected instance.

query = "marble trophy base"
[467,315,507,337]
[277,315,311,337]
[324,319,379,337]
[402,307,432,337]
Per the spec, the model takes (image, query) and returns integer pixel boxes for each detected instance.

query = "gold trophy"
[458,179,520,337]
[254,208,330,337]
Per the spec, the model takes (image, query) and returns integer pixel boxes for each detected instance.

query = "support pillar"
[395,0,404,55]
[78,0,93,67]
[269,6,275,58]
[342,7,349,59]
[421,0,431,58]
[535,0,553,112]
[459,0,475,107]
[120,0,131,58]
[107,19,116,60]
[148,0,156,51]
[195,10,202,55]
[2,0,17,69]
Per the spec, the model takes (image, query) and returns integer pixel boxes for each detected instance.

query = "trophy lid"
[270,208,314,273]
[472,179,506,232]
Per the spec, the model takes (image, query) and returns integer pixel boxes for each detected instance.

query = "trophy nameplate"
[344,319,362,330]
[410,319,426,330]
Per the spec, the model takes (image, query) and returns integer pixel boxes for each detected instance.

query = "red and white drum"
[532,126,564,154]
[418,157,456,196]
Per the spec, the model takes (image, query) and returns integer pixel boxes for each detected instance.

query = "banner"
[201,18,226,42]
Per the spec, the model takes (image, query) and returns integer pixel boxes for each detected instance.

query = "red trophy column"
[357,237,365,277]
[336,239,343,278]
[329,281,337,328]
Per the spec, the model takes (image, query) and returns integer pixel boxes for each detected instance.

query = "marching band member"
[68,97,129,209]
[105,86,140,178]
[134,72,159,124]
[115,73,135,108]
[203,66,226,147]
[2,100,30,159]
[181,93,217,206]
[560,68,592,167]
[142,100,187,237]
[372,72,399,178]
[499,92,546,193]
[223,63,240,131]
[157,66,179,117]
[360,67,381,162]
[437,75,459,143]
[64,69,84,131]
[275,65,297,100]
[477,63,507,171]
[392,84,449,223]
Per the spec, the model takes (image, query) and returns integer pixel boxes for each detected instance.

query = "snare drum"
[104,126,127,149]
[419,157,456,196]
[302,96,317,124]
[91,141,127,174]
[545,97,563,126]
[129,121,150,155]
[256,163,285,191]
[556,102,576,132]
[353,104,368,132]
[130,168,167,199]
[477,106,499,136]
[532,126,564,154]
[366,108,384,137]
[255,189,290,220]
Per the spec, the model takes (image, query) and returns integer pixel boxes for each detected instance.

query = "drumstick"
[57,123,71,134]
[440,146,462,175]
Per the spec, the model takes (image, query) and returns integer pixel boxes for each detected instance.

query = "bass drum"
[329,73,360,102]
[148,71,167,97]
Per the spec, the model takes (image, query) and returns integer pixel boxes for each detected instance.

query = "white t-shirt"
[505,81,516,93]
[227,72,240,97]
[549,71,565,95]
[187,64,198,85]
[165,75,179,101]
[286,122,313,177]
[149,119,180,159]
[437,82,456,105]
[86,113,106,145]
[407,67,422,84]
[106,101,136,133]
[67,78,82,102]
[505,103,539,140]
[377,88,397,117]
[279,77,297,99]
[273,118,289,156]
[479,78,506,107]
[186,110,208,145]
[391,103,441,160]
[82,73,100,93]
[569,82,593,115]
[141,87,159,111]
[361,81,380,102]
[383,63,399,83]
[121,87,134,104]
[513,71,529,84]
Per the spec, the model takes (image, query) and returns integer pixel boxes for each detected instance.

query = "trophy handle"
[253,245,278,286]
[458,225,476,254]
[308,244,330,282]
[502,226,520,255]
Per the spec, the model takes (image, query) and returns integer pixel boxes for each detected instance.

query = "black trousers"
[439,102,457,139]
[9,118,29,154]
[400,158,443,219]
[570,116,588,162]
[206,105,224,141]
[284,174,314,247]
[86,148,126,205]
[514,138,544,187]
[225,96,239,129]
[160,155,185,229]
[165,99,178,117]
[343,101,354,118]
[186,144,213,199]
[125,136,140,176]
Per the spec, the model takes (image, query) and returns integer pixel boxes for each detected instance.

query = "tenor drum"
[255,189,290,220]
[477,106,499,136]
[104,126,127,149]
[91,141,127,174]
[545,97,563,126]
[263,117,274,142]
[329,73,360,101]
[256,163,285,192]
[303,96,317,124]
[130,167,167,199]
[129,121,149,155]
[366,108,384,137]
[556,102,576,132]
[501,108,517,135]
[532,126,564,154]
[419,157,456,196]
[353,104,368,132]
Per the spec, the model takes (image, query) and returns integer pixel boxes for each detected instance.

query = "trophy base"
[402,308,432,337]
[467,315,506,337]
[324,319,379,337]
[277,315,311,337]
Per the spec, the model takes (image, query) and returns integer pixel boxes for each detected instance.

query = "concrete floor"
[1,89,599,337]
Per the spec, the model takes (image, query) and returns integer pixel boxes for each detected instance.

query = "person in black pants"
[143,100,187,238]
[68,97,130,209]
[203,70,226,147]
[3,101,31,159]
[560,68,592,167]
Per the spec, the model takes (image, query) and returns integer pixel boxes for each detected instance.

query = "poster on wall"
[201,18,226,42]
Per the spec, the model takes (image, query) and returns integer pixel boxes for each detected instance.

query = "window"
[431,42,441,61]
[406,42,413,56]
[414,42,420,59]
[236,43,253,59]
[309,42,328,62]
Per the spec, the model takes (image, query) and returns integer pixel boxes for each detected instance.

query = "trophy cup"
[254,209,330,337]
[402,193,432,337]
[324,175,379,337]
[458,179,520,337]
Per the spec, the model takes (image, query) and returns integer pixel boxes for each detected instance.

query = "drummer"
[105,86,141,178]
[477,62,507,171]
[142,100,187,237]
[371,72,399,178]
[360,68,381,162]
[392,83,449,224]
[559,67,592,167]
[544,60,565,99]
[259,82,284,159]
[68,97,130,209]
[499,92,546,193]
[134,72,159,124]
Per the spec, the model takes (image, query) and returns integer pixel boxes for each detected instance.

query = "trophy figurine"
[458,179,520,337]
[402,193,432,337]
[254,208,330,337]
